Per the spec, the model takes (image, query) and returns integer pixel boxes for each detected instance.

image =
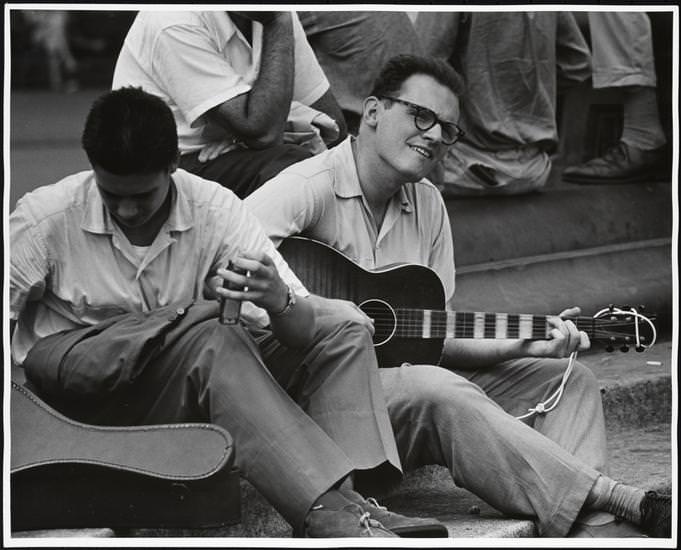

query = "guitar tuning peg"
[620,344,629,353]
[606,345,614,353]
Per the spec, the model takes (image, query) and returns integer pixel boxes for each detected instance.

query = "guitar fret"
[507,314,519,338]
[484,313,496,338]
[456,312,473,338]
[473,312,485,339]
[496,313,508,338]
[422,309,431,339]
[446,310,455,338]
[534,315,549,339]
[519,314,534,339]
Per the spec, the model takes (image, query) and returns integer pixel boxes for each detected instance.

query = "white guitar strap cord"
[515,351,577,421]
[514,306,657,421]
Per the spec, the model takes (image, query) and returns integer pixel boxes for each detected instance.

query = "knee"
[309,295,375,337]
[395,366,487,418]
[178,321,258,370]
[569,361,602,396]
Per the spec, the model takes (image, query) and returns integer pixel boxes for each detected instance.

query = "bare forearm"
[440,338,530,370]
[212,13,295,147]
[269,294,315,348]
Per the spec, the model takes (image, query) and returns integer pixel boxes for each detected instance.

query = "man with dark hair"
[246,55,671,538]
[112,10,347,198]
[10,87,445,538]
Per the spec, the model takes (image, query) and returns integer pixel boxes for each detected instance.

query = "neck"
[352,137,403,226]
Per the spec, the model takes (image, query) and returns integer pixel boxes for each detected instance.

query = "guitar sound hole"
[359,299,397,347]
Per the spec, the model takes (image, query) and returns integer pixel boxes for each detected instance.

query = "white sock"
[586,475,645,524]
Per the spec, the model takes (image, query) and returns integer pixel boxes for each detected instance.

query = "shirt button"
[176,308,185,316]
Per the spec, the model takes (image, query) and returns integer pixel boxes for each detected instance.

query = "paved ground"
[9,89,102,208]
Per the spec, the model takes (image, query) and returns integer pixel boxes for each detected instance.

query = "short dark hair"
[81,87,179,175]
[369,54,465,99]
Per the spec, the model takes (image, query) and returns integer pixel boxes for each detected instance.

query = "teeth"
[410,145,432,159]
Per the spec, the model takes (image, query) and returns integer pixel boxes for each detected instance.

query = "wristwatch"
[271,284,296,317]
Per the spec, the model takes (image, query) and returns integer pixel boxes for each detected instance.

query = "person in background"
[416,12,591,196]
[298,11,421,135]
[9,86,445,539]
[112,11,347,198]
[23,10,79,92]
[246,54,671,538]
[563,12,668,185]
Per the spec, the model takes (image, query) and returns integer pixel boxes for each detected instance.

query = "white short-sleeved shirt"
[112,11,330,153]
[10,169,307,365]
[245,137,457,301]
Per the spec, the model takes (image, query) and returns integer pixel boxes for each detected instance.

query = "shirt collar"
[331,137,414,213]
[80,172,193,235]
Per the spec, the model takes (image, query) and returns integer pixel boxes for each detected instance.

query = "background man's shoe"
[640,490,671,537]
[302,502,398,537]
[563,142,667,185]
[340,487,449,537]
[568,511,645,537]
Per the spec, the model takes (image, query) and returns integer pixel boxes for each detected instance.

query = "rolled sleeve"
[428,198,456,303]
[151,24,251,127]
[291,12,329,106]
[10,207,49,320]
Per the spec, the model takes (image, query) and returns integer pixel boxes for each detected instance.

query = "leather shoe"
[640,490,671,537]
[340,487,448,537]
[568,511,645,537]
[302,497,398,537]
[563,142,668,185]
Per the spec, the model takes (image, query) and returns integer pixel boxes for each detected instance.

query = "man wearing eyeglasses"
[245,55,670,538]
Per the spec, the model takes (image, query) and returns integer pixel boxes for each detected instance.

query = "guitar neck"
[393,309,596,340]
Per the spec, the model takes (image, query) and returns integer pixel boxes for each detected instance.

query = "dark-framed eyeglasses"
[379,96,465,145]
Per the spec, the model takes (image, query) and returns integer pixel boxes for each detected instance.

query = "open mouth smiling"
[409,145,433,159]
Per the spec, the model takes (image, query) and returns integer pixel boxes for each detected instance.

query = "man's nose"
[421,122,444,142]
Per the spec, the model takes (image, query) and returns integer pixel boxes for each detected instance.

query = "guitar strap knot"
[515,351,577,420]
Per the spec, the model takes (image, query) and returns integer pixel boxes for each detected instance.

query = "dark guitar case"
[10,380,241,531]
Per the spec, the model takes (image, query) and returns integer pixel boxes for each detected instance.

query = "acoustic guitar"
[279,236,656,368]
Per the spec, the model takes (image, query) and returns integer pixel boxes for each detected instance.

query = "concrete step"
[446,183,672,267]
[447,182,673,333]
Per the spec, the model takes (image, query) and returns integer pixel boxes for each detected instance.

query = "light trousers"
[380,357,605,536]
[588,12,657,89]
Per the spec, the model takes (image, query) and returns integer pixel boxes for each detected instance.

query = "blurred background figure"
[299,11,422,135]
[563,12,668,185]
[22,11,79,92]
[417,12,591,196]
[13,10,113,93]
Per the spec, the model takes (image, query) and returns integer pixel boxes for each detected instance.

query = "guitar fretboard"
[377,309,596,340]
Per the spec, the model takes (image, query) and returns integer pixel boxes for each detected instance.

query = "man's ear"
[361,96,381,129]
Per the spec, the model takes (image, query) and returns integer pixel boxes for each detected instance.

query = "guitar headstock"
[591,305,657,352]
